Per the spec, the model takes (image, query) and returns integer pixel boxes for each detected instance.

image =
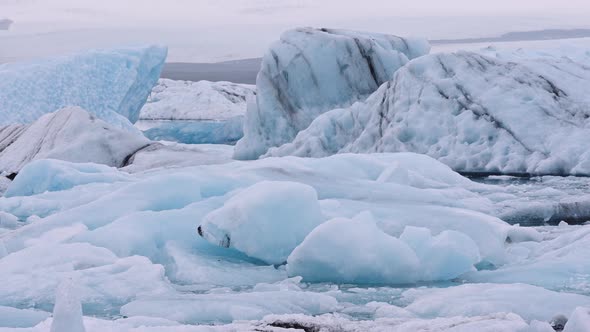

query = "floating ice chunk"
[0,243,173,314]
[2,173,204,253]
[164,243,286,288]
[400,226,480,281]
[0,45,167,127]
[0,107,150,174]
[464,226,590,292]
[235,27,430,159]
[137,79,255,144]
[564,307,590,332]
[287,215,420,284]
[404,283,590,322]
[198,181,324,264]
[120,288,339,324]
[5,159,131,197]
[288,215,481,284]
[269,50,590,176]
[50,278,86,332]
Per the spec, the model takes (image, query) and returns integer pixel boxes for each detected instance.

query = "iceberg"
[234,28,430,159]
[0,45,167,127]
[0,107,150,174]
[137,79,255,144]
[139,79,255,122]
[268,50,590,175]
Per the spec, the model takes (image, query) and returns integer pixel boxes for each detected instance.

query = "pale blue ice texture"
[0,152,588,329]
[0,45,167,129]
[268,49,590,176]
[141,117,244,144]
[5,159,131,197]
[234,28,430,159]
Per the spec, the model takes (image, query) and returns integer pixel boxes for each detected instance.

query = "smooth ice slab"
[269,49,590,175]
[234,27,430,159]
[0,45,167,127]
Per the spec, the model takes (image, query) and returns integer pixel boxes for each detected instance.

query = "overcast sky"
[1,0,589,62]
[3,0,590,25]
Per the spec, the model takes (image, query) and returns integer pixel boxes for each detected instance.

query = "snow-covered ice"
[234,28,430,159]
[0,45,166,128]
[139,79,255,122]
[137,79,255,144]
[2,28,590,332]
[268,48,590,176]
[0,107,150,174]
[1,152,574,330]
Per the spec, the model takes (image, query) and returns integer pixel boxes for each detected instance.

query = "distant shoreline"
[2,27,588,84]
[161,28,590,84]
[430,28,590,45]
